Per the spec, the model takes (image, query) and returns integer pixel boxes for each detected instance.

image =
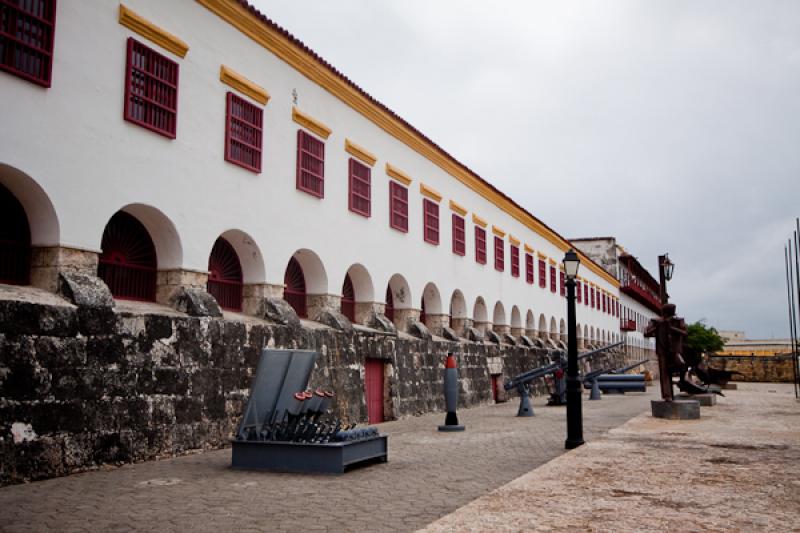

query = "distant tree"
[685,321,725,359]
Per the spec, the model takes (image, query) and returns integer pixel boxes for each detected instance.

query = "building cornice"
[345,139,377,166]
[119,4,189,58]
[385,163,412,186]
[292,107,331,139]
[449,200,467,217]
[219,65,269,104]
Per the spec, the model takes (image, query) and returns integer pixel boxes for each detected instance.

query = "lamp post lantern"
[563,249,584,449]
[658,254,674,305]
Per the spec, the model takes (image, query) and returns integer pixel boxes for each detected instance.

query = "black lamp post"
[563,248,584,450]
[658,254,674,306]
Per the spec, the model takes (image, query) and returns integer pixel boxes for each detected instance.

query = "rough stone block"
[502,333,516,345]
[677,393,717,406]
[257,298,301,329]
[519,335,534,347]
[171,288,222,318]
[651,399,700,419]
[466,327,484,342]
[409,321,432,340]
[315,310,354,333]
[368,313,397,334]
[441,327,460,341]
[58,272,114,308]
[486,330,501,344]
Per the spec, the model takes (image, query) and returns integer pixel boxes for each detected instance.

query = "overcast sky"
[251,0,800,339]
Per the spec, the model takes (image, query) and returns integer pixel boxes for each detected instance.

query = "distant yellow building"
[717,330,793,357]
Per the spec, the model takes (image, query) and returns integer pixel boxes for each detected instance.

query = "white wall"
[0,0,621,333]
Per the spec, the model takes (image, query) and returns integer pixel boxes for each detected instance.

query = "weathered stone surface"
[502,333,516,345]
[651,399,700,419]
[466,328,484,342]
[709,354,794,382]
[315,310,353,333]
[58,272,114,309]
[519,335,534,347]
[486,330,500,344]
[171,288,222,317]
[368,313,396,334]
[441,327,459,341]
[257,297,301,329]
[409,321,432,340]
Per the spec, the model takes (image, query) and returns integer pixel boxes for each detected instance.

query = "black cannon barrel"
[596,374,646,382]
[609,358,650,374]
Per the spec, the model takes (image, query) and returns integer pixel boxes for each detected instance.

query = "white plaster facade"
[0,0,625,339]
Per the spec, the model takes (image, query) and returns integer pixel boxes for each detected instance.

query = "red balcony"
[620,282,661,313]
[620,319,636,331]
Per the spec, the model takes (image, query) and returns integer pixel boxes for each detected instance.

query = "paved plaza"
[0,389,656,532]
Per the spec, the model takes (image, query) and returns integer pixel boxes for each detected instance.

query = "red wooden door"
[364,359,384,424]
[491,375,500,402]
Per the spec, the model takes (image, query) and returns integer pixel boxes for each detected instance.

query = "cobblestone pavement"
[423,382,800,532]
[0,390,656,533]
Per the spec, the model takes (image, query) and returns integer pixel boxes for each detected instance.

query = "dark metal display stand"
[231,349,388,474]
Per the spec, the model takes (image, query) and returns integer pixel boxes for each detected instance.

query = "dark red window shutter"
[510,245,520,277]
[99,212,157,302]
[576,281,582,303]
[525,253,534,284]
[224,92,263,173]
[549,265,556,293]
[452,214,465,255]
[559,271,565,296]
[591,287,596,308]
[494,236,504,272]
[0,0,56,87]
[475,226,487,264]
[296,129,325,197]
[389,181,408,232]
[348,158,371,217]
[422,199,439,245]
[207,237,243,311]
[584,284,589,305]
[538,259,546,288]
[124,38,179,138]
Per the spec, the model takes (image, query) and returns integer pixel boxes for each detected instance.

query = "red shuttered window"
[296,130,325,197]
[577,281,582,303]
[494,236,504,272]
[124,38,179,139]
[560,271,565,297]
[591,288,596,308]
[348,158,371,217]
[538,259,546,288]
[389,181,408,232]
[510,245,520,277]
[584,284,589,305]
[525,253,534,284]
[475,226,487,264]
[452,214,465,256]
[0,0,56,87]
[549,265,556,293]
[224,92,263,173]
[423,199,439,244]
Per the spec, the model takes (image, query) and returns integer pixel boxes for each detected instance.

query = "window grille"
[475,226,487,264]
[207,237,243,311]
[494,236,504,272]
[0,0,56,87]
[284,257,307,318]
[560,271,565,297]
[423,199,439,245]
[538,259,546,288]
[452,213,465,255]
[525,253,534,284]
[348,158,371,217]
[389,181,408,232]
[124,38,179,138]
[98,211,157,302]
[296,129,325,197]
[225,92,263,173]
[510,245,520,277]
[550,265,556,293]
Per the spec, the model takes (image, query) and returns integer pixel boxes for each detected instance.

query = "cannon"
[505,341,623,416]
[232,349,388,474]
[583,358,650,396]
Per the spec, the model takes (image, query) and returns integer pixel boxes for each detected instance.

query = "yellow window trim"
[524,244,534,254]
[548,258,557,266]
[537,252,547,260]
[492,225,505,238]
[472,214,488,228]
[119,5,189,58]
[292,107,331,139]
[345,139,377,166]
[449,200,467,216]
[219,65,270,105]
[386,163,412,186]
[419,183,442,203]
[509,235,520,246]
[196,0,619,289]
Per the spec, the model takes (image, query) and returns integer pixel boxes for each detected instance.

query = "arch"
[341,273,355,322]
[492,301,506,327]
[99,211,157,302]
[386,273,412,310]
[449,289,467,328]
[559,318,566,339]
[421,282,443,316]
[0,183,31,285]
[207,236,243,311]
[549,317,558,339]
[584,324,589,340]
[538,314,547,337]
[217,229,266,284]
[384,285,395,322]
[590,326,595,341]
[0,163,59,245]
[284,256,307,318]
[117,204,182,269]
[344,263,375,303]
[473,296,488,324]
[289,249,327,295]
[510,306,522,329]
[526,310,535,331]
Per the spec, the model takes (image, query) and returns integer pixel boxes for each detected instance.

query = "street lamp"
[658,254,674,305]
[563,248,584,449]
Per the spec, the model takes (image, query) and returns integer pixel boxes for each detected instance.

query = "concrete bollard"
[438,352,466,431]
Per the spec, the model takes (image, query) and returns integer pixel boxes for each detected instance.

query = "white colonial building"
[1,0,633,345]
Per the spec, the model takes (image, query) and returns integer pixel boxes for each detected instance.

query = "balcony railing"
[620,319,636,331]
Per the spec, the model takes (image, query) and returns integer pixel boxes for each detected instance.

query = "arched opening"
[0,163,59,246]
[207,237,243,311]
[526,310,535,332]
[449,289,467,329]
[99,211,157,301]
[511,306,522,330]
[341,273,355,322]
[420,295,426,325]
[284,257,307,318]
[559,318,566,341]
[538,314,547,339]
[385,273,411,329]
[0,183,31,285]
[473,296,488,331]
[421,282,442,328]
[583,324,588,341]
[549,317,558,340]
[215,229,266,284]
[384,285,394,322]
[493,302,506,329]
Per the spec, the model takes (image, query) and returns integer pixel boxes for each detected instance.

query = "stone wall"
[709,354,796,383]
[0,289,635,486]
